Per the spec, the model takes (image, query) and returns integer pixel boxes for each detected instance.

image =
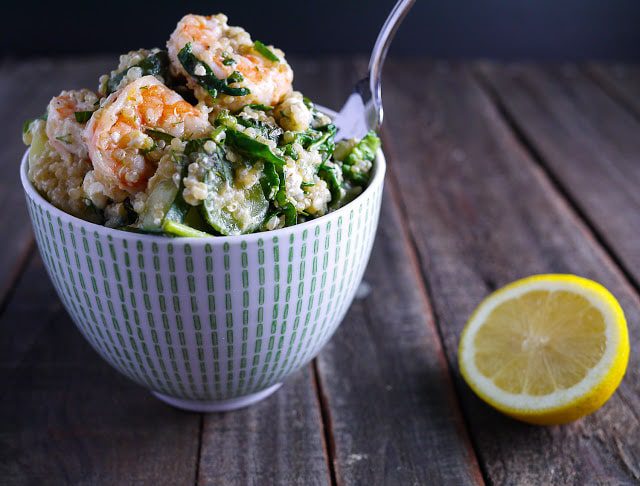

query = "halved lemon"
[458,274,629,425]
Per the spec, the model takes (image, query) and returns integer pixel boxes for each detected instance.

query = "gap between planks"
[0,238,34,319]
[380,128,489,485]
[193,414,204,486]
[585,65,640,125]
[311,360,338,486]
[472,63,640,304]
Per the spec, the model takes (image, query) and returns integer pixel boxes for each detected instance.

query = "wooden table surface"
[1,56,639,485]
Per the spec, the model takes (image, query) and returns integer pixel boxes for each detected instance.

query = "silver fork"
[334,0,416,140]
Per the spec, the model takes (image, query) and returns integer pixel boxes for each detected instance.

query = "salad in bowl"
[20,13,385,411]
[22,13,380,238]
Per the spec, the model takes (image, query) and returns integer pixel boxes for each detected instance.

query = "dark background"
[2,0,639,61]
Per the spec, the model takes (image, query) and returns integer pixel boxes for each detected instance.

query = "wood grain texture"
[197,367,331,486]
[383,61,640,484]
[0,256,201,484]
[478,63,640,290]
[315,186,484,485]
[293,57,483,485]
[0,57,112,303]
[587,64,640,117]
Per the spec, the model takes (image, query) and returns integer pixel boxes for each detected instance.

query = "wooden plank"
[197,368,331,485]
[0,57,113,303]
[0,255,201,484]
[478,64,640,290]
[383,61,640,484]
[292,57,483,484]
[315,186,484,485]
[587,64,640,117]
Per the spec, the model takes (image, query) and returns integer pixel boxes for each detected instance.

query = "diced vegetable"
[178,43,250,98]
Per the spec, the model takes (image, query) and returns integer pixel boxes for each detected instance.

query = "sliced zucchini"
[163,195,190,224]
[201,169,268,236]
[183,206,212,233]
[137,179,180,230]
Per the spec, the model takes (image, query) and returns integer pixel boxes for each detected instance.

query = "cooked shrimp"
[167,14,293,111]
[85,75,210,194]
[46,89,98,160]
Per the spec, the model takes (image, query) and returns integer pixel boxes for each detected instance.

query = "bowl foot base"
[152,383,283,412]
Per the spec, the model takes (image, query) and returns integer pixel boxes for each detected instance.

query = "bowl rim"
[20,107,386,245]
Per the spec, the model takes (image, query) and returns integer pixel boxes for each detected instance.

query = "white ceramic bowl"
[20,139,385,412]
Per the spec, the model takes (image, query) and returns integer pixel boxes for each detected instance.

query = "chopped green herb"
[22,119,34,135]
[318,162,345,207]
[247,103,273,112]
[178,43,250,98]
[210,125,226,143]
[236,116,282,142]
[253,40,280,62]
[226,70,244,84]
[225,129,285,167]
[74,111,94,123]
[106,50,170,95]
[145,129,174,143]
[260,161,280,200]
[301,181,315,188]
[281,202,297,226]
[221,53,236,66]
[302,96,313,109]
[55,134,72,144]
[22,113,47,134]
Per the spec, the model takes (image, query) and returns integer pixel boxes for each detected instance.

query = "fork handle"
[368,0,416,130]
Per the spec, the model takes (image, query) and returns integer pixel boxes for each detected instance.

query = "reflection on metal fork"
[334,0,415,140]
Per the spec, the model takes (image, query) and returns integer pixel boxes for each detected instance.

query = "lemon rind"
[459,274,629,420]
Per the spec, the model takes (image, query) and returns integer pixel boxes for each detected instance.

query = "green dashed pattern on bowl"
[21,149,385,409]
